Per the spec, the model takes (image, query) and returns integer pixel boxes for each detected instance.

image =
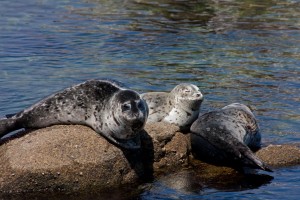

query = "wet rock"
[256,144,300,167]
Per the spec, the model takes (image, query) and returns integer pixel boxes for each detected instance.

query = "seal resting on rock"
[190,103,272,173]
[141,83,203,130]
[0,79,148,149]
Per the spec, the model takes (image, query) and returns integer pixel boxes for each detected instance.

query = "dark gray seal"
[0,80,148,149]
[141,83,203,130]
[190,103,272,173]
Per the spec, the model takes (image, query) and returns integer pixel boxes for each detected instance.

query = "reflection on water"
[141,170,274,199]
[0,0,300,199]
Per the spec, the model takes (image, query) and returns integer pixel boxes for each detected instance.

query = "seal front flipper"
[101,131,141,150]
[113,136,141,150]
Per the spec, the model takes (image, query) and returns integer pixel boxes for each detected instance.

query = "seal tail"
[0,117,18,138]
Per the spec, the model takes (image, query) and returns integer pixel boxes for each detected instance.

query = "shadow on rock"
[121,129,155,182]
[140,129,155,180]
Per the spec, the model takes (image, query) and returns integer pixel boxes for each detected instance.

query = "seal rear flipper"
[242,149,273,172]
[5,113,17,118]
[222,138,273,172]
[191,127,272,173]
[0,118,19,138]
[219,136,273,172]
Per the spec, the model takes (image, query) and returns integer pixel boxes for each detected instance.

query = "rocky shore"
[0,123,299,196]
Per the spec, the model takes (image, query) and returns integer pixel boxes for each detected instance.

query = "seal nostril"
[196,93,202,98]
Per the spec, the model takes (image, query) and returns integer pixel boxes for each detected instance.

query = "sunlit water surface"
[0,0,299,199]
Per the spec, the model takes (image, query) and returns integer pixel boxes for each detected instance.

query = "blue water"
[0,0,300,199]
[141,167,300,199]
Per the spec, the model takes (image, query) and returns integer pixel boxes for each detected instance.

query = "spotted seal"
[190,103,272,173]
[141,83,203,130]
[0,79,148,149]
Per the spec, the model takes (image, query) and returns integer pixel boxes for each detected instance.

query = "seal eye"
[184,89,191,93]
[122,103,131,112]
[137,101,145,110]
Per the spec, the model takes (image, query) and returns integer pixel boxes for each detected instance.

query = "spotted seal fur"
[190,103,272,173]
[0,79,148,149]
[141,83,203,130]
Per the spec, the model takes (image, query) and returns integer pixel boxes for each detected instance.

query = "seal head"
[170,83,203,111]
[99,90,148,149]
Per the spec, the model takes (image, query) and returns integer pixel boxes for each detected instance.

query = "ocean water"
[0,0,299,199]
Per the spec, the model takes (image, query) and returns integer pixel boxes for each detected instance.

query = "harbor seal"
[190,103,272,173]
[0,79,148,149]
[141,83,203,130]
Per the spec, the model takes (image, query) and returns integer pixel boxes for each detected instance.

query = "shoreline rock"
[0,123,299,195]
